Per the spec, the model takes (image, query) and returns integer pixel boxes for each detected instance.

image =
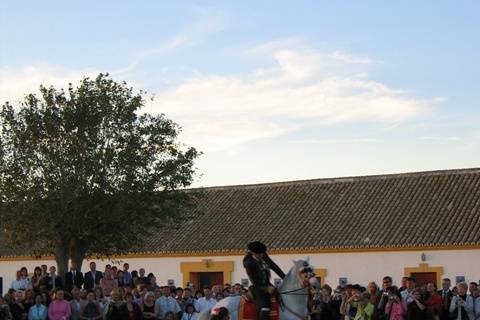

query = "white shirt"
[11,279,24,290]
[194,297,217,313]
[181,312,199,320]
[155,296,181,319]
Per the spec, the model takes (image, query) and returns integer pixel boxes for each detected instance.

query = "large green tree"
[0,73,199,276]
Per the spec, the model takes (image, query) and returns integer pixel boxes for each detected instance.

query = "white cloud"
[150,44,428,152]
[0,65,100,105]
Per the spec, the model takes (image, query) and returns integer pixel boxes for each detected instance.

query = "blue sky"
[1,1,479,186]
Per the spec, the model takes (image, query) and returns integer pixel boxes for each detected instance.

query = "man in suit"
[65,262,84,292]
[47,265,63,291]
[438,278,453,320]
[84,261,103,290]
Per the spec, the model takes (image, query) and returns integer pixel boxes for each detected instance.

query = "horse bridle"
[277,263,313,320]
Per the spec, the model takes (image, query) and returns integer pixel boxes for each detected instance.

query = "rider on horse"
[243,241,286,320]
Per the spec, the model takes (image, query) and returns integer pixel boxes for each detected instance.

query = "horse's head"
[292,257,315,286]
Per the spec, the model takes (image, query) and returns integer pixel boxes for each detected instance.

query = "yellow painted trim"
[180,259,234,287]
[0,244,479,261]
[314,268,327,285]
[314,268,327,280]
[404,263,444,287]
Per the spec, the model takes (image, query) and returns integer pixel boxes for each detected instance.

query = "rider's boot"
[259,308,270,320]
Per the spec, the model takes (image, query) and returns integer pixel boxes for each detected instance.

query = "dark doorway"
[191,272,224,290]
[411,272,437,287]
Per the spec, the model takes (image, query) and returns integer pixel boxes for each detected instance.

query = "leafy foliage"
[0,74,199,265]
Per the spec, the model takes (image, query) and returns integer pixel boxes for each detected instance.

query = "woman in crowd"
[384,287,404,320]
[31,267,44,294]
[425,282,442,320]
[93,287,106,314]
[28,295,47,320]
[355,293,374,320]
[80,291,102,320]
[406,289,426,320]
[141,292,157,319]
[19,267,32,290]
[47,290,71,320]
[100,269,118,297]
[119,292,142,320]
[105,289,125,320]
[181,303,198,320]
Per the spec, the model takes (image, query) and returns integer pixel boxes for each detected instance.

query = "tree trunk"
[55,239,70,285]
[70,239,88,272]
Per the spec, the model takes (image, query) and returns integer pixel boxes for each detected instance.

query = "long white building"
[1,168,479,293]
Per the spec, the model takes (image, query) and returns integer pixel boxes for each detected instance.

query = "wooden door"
[196,272,224,290]
[411,272,437,286]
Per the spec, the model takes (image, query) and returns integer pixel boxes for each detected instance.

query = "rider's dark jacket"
[243,252,286,292]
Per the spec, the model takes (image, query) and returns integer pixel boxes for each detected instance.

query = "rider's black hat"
[247,241,267,254]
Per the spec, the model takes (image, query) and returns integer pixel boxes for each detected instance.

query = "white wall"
[1,249,479,294]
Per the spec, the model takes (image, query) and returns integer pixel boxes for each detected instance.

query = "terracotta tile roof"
[1,168,480,258]
[139,167,480,254]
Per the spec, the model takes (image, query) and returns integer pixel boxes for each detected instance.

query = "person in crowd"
[0,295,13,320]
[354,292,374,320]
[438,278,453,320]
[384,287,404,320]
[141,291,157,319]
[131,271,140,288]
[105,289,125,320]
[117,270,127,287]
[10,271,24,291]
[314,284,338,320]
[65,262,84,293]
[215,293,224,302]
[70,288,83,320]
[123,263,132,285]
[100,269,118,296]
[155,286,182,320]
[111,267,118,279]
[28,294,47,320]
[194,287,217,314]
[449,282,474,320]
[401,278,416,306]
[138,269,148,285]
[210,307,229,320]
[84,262,103,290]
[47,266,63,291]
[181,303,198,320]
[425,282,442,320]
[194,291,203,300]
[406,289,426,320]
[182,289,195,307]
[231,284,241,296]
[80,291,102,320]
[47,290,71,320]
[399,277,408,292]
[40,292,50,308]
[469,283,478,296]
[9,290,29,320]
[120,292,142,320]
[31,267,45,294]
[340,284,361,320]
[147,274,160,292]
[165,311,176,320]
[19,267,32,291]
[93,287,106,313]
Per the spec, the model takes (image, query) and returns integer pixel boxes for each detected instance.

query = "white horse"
[198,258,315,320]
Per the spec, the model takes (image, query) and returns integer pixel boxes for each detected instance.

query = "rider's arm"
[264,254,286,279]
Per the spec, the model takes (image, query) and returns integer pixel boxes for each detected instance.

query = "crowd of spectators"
[311,276,480,320]
[1,262,479,320]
